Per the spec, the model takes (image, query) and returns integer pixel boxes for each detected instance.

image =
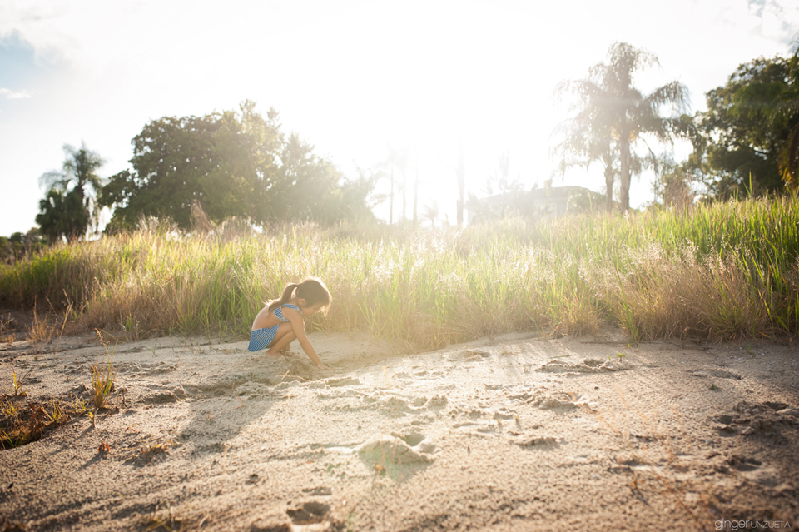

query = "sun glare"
[1,0,797,234]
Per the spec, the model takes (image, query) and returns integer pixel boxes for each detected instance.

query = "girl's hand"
[316,363,330,370]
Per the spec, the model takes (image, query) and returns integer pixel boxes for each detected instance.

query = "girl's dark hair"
[268,277,332,315]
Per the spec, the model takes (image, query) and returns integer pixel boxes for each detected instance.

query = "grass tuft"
[91,330,118,410]
[0,394,88,449]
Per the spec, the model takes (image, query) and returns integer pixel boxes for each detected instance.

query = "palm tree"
[554,42,689,211]
[37,143,105,240]
[551,104,617,211]
[381,145,409,225]
[456,143,465,225]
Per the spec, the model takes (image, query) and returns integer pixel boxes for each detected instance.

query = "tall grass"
[1,195,797,348]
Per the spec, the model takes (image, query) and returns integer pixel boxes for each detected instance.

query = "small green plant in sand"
[91,330,118,410]
[10,366,29,396]
[2,398,27,448]
[143,505,188,532]
[71,395,89,415]
[0,391,95,449]
[1,398,19,419]
[609,352,627,362]
[45,398,64,424]
[0,398,72,449]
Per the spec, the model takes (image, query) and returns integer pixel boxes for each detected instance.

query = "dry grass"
[0,394,87,449]
[26,307,58,345]
[0,312,17,346]
[585,243,792,342]
[0,195,797,348]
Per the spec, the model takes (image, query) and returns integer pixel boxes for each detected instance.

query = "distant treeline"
[552,43,799,214]
[34,101,377,243]
[0,230,45,265]
[27,43,799,245]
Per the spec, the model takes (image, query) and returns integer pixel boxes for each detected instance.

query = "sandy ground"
[0,318,798,532]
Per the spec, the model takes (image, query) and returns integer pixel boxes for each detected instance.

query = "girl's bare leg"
[265,322,296,355]
[280,319,304,354]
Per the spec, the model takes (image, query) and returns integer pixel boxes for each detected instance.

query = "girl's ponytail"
[268,283,298,312]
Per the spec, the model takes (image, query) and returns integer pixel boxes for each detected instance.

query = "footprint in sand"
[359,433,437,466]
[286,501,330,527]
[512,434,559,447]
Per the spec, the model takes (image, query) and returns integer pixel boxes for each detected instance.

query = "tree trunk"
[619,132,631,211]
[603,151,614,212]
[389,166,394,225]
[457,145,465,225]
[413,160,419,225]
[786,121,799,188]
[402,169,407,222]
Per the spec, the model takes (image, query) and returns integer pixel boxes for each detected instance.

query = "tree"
[37,188,87,242]
[379,145,409,225]
[695,52,798,195]
[315,167,380,225]
[102,111,248,229]
[553,81,618,211]
[413,159,419,226]
[481,150,523,196]
[270,132,340,222]
[554,42,690,211]
[652,154,696,209]
[456,144,465,225]
[422,200,440,228]
[102,102,371,229]
[36,143,105,241]
[200,102,282,223]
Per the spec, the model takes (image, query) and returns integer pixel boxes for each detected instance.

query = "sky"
[1,0,798,235]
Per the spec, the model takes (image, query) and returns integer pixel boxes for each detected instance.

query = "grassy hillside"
[2,195,797,348]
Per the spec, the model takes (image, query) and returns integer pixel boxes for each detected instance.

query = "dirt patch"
[0,329,797,531]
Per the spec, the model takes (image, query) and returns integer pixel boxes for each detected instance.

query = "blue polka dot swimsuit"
[248,304,301,351]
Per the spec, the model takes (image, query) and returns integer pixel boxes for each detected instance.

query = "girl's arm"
[285,308,329,369]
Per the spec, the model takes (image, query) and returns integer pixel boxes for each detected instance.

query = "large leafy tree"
[696,53,798,196]
[554,42,689,211]
[199,102,282,222]
[102,101,371,229]
[102,106,264,229]
[36,143,105,241]
[270,132,340,222]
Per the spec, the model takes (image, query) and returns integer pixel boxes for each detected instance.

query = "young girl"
[249,277,332,369]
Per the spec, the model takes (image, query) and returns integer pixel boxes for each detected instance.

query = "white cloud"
[766,0,799,41]
[0,87,31,99]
